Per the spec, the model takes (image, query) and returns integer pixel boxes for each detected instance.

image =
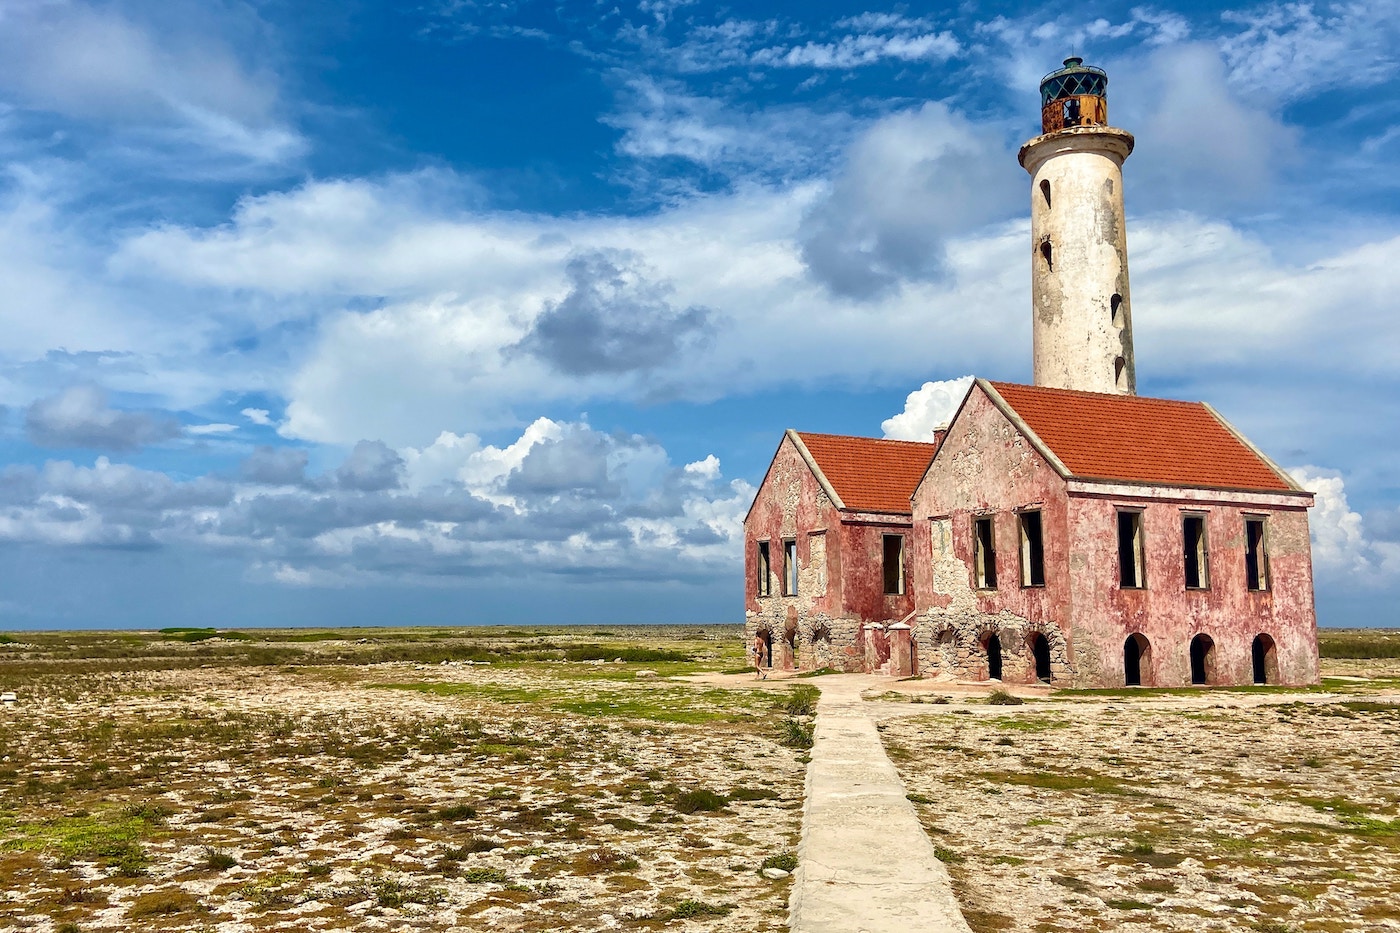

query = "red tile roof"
[795,432,938,513]
[988,382,1295,492]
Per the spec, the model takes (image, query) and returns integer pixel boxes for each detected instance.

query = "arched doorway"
[1030,633,1052,682]
[1252,634,1277,684]
[1190,634,1215,685]
[985,634,1003,681]
[757,630,773,668]
[1124,633,1151,687]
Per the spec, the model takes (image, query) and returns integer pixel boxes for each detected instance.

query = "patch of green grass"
[665,900,733,919]
[986,689,1023,706]
[934,845,963,863]
[1,808,154,874]
[977,769,1137,796]
[571,847,639,874]
[993,716,1068,732]
[562,645,692,663]
[1105,898,1153,910]
[674,788,728,814]
[1116,841,1187,868]
[727,786,780,801]
[761,852,798,873]
[1340,700,1399,714]
[461,867,508,884]
[782,685,820,716]
[1318,629,1400,659]
[127,888,203,918]
[369,877,446,908]
[780,718,814,749]
[201,847,237,871]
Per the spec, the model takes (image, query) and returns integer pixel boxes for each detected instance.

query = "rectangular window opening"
[1019,511,1046,587]
[974,516,997,589]
[1182,514,1209,590]
[883,534,905,595]
[1117,510,1145,589]
[783,539,798,596]
[1245,518,1269,591]
[756,541,772,597]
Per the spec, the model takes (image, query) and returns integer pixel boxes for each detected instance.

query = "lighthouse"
[1018,57,1137,395]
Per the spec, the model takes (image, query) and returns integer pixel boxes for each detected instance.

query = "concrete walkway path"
[790,676,972,933]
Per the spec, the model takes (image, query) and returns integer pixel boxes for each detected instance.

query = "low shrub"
[761,852,798,873]
[461,867,508,884]
[127,888,202,918]
[782,685,820,716]
[666,900,733,919]
[674,788,728,814]
[201,847,237,871]
[986,689,1024,706]
[780,718,814,749]
[572,847,640,874]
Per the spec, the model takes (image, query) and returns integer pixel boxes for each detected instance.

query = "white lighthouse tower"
[1018,57,1136,395]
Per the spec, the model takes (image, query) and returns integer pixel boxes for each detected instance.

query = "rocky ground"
[874,660,1400,933]
[0,628,807,932]
[3,625,1397,933]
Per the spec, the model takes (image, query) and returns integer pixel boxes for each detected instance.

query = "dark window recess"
[974,517,998,589]
[883,535,905,596]
[1030,633,1052,681]
[1019,511,1045,587]
[1114,356,1128,390]
[1117,511,1145,588]
[1040,179,1052,208]
[1245,518,1269,591]
[756,542,771,597]
[1190,634,1214,685]
[1039,238,1053,270]
[783,540,798,596]
[1111,293,1123,324]
[1124,634,1149,687]
[986,634,1003,681]
[1183,514,1209,589]
[1252,634,1276,684]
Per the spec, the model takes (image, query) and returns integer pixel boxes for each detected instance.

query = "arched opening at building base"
[1124,633,1151,686]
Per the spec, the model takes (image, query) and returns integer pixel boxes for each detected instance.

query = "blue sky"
[0,0,1397,629]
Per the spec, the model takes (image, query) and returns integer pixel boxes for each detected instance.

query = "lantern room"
[1039,57,1108,133]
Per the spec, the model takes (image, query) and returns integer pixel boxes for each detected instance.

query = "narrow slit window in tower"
[1039,238,1053,270]
[974,516,997,589]
[1117,510,1145,589]
[1182,513,1209,589]
[1114,356,1127,390]
[1040,179,1051,208]
[1111,293,1123,325]
[756,541,771,597]
[1019,510,1045,587]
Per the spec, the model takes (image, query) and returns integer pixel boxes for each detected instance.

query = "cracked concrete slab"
[789,676,972,933]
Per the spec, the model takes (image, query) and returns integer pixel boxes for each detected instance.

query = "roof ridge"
[794,430,936,446]
[987,380,1207,408]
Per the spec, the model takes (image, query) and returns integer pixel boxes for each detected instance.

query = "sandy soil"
[0,662,806,932]
[874,662,1400,933]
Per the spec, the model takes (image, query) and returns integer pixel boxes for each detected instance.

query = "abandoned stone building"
[742,58,1321,688]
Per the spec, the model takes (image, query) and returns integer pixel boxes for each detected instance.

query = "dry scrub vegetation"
[0,625,804,932]
[877,634,1400,933]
